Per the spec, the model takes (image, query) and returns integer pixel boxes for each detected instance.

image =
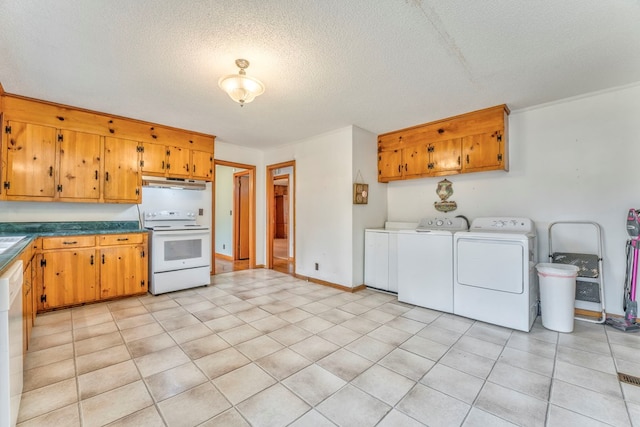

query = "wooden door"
[40,249,98,310]
[430,138,462,174]
[58,129,101,201]
[168,146,190,177]
[234,173,250,260]
[100,245,146,298]
[104,137,141,203]
[191,150,213,180]
[4,121,57,198]
[141,142,167,176]
[462,132,503,171]
[378,149,403,181]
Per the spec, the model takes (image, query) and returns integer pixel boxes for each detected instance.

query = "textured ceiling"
[1,1,639,149]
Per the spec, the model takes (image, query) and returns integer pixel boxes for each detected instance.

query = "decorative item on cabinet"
[377,104,509,183]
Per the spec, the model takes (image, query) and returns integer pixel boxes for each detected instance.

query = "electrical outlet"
[223,244,226,249]
[315,263,319,271]
[198,208,204,216]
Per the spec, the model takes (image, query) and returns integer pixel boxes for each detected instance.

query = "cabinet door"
[58,130,101,201]
[167,146,190,177]
[429,138,462,174]
[104,137,141,203]
[100,245,147,298]
[378,149,403,181]
[462,132,503,171]
[4,121,57,198]
[403,144,429,177]
[141,142,167,176]
[40,249,98,310]
[191,150,213,180]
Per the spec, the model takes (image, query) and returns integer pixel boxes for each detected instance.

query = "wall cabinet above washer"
[377,105,509,182]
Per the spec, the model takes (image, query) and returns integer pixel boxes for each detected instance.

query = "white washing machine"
[453,217,538,332]
[397,217,469,313]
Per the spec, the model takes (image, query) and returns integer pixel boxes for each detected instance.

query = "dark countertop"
[0,221,147,272]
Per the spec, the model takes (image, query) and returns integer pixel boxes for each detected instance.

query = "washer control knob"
[436,220,444,226]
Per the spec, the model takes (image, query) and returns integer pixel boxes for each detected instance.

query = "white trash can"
[536,263,579,333]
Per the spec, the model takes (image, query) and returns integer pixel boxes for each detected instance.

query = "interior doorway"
[213,160,256,274]
[234,171,250,261]
[267,161,295,275]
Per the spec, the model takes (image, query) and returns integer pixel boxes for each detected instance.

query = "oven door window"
[164,239,202,261]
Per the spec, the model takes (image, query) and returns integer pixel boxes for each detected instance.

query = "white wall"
[386,83,640,315]
[352,126,387,286]
[265,127,354,286]
[214,165,234,256]
[0,201,138,222]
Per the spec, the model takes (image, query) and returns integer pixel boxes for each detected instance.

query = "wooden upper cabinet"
[4,121,57,198]
[429,138,462,175]
[104,137,141,203]
[191,150,213,180]
[141,142,167,176]
[377,105,508,182]
[58,129,101,201]
[462,131,504,172]
[167,146,190,177]
[142,142,213,181]
[378,148,403,181]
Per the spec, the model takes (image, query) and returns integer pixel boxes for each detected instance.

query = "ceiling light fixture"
[218,59,265,107]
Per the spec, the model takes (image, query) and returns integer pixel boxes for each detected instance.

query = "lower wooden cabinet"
[36,232,148,312]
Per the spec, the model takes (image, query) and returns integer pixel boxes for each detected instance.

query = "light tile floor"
[17,269,640,427]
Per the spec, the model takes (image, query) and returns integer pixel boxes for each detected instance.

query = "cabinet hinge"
[497,132,502,142]
[140,280,145,288]
[57,134,63,142]
[166,149,170,156]
[4,125,11,134]
[427,163,434,170]
[137,146,144,153]
[141,250,145,258]
[3,182,9,190]
[427,145,435,153]
[140,160,144,167]
[40,258,46,267]
[135,188,140,195]
[57,184,63,192]
[40,294,47,303]
[497,153,503,162]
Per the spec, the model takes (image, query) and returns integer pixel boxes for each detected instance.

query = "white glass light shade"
[218,73,265,105]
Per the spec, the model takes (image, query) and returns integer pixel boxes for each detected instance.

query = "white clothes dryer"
[453,217,538,332]
[397,217,468,313]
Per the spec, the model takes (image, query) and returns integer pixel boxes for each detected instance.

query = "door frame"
[266,160,295,271]
[233,170,250,260]
[213,160,256,274]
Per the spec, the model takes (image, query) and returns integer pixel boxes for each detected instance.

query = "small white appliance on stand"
[453,217,538,332]
[144,210,211,295]
[364,221,418,293]
[397,217,468,313]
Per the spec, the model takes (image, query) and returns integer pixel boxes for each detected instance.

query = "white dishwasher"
[397,217,468,313]
[0,260,23,427]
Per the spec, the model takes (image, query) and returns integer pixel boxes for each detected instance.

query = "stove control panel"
[144,210,197,221]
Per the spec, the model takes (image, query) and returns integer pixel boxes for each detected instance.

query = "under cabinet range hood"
[142,176,207,190]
